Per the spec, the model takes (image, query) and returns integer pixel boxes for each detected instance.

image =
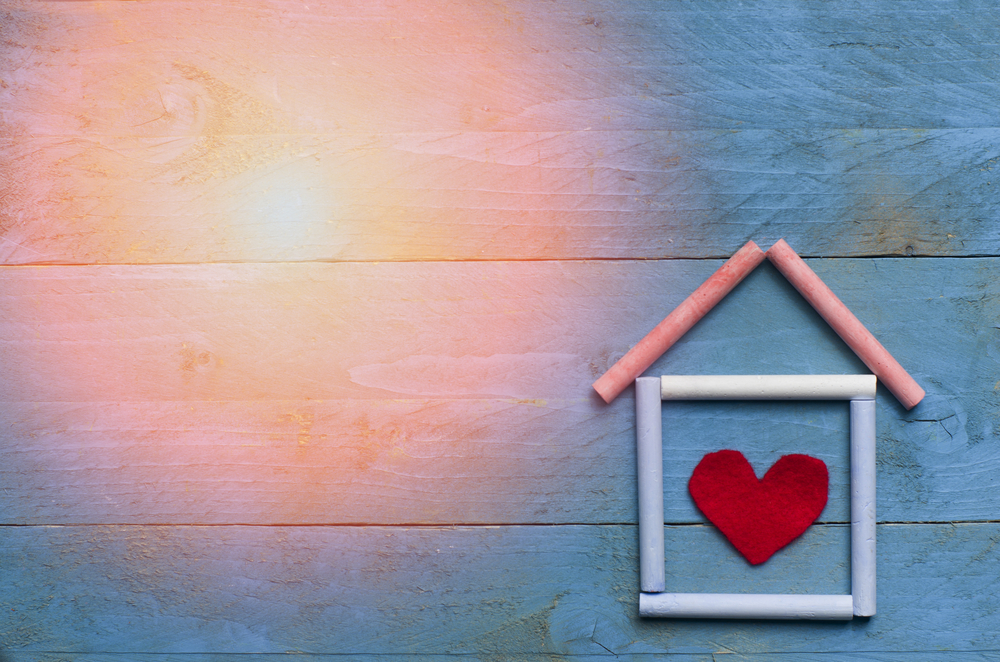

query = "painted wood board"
[2,129,997,263]
[1,258,994,524]
[5,0,999,135]
[1,0,996,657]
[2,523,1000,657]
[3,0,1000,263]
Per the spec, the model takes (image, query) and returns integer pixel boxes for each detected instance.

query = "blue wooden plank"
[3,0,1000,263]
[588,2,1000,132]
[3,129,997,263]
[5,0,999,135]
[3,523,1000,657]
[0,257,995,524]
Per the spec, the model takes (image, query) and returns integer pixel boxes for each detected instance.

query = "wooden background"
[1,0,998,658]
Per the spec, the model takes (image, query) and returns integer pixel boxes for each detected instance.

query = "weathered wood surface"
[6,0,998,135]
[3,129,997,263]
[3,0,1000,263]
[2,523,1000,657]
[1,258,995,525]
[2,0,998,657]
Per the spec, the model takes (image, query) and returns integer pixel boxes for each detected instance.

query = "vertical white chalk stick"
[639,593,854,620]
[636,376,665,593]
[851,398,877,617]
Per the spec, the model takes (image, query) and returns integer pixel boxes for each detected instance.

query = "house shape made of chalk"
[592,239,924,621]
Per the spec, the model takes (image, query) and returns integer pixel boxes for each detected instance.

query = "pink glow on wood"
[766,239,924,409]
[1,2,679,265]
[592,241,766,403]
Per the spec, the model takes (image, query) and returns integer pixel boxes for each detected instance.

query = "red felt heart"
[688,450,828,565]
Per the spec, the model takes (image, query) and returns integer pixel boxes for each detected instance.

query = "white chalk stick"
[850,398,877,617]
[636,376,665,593]
[659,374,876,400]
[639,592,855,620]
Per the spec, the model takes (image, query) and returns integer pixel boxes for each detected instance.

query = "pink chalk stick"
[593,241,766,404]
[766,239,924,410]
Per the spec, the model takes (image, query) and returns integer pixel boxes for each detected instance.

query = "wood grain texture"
[2,129,997,264]
[5,0,999,135]
[2,0,996,657]
[2,522,1000,657]
[1,258,995,525]
[2,0,999,262]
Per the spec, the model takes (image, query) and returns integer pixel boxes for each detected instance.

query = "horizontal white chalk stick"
[639,592,854,620]
[660,374,876,400]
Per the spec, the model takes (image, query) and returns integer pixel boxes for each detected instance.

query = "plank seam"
[0,255,995,271]
[0,521,988,527]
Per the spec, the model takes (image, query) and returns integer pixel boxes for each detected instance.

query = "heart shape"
[688,450,828,565]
